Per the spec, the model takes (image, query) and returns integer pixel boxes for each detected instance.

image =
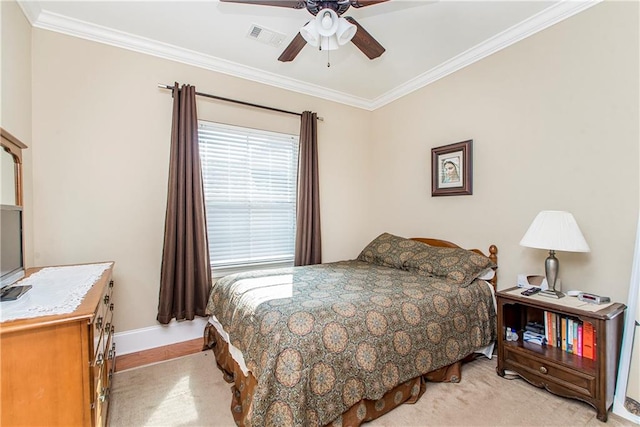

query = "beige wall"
[10,1,640,335]
[1,0,33,261]
[30,30,373,332]
[1,1,31,142]
[369,1,639,305]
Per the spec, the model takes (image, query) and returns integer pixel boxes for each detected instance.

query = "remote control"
[0,285,32,301]
[521,287,541,296]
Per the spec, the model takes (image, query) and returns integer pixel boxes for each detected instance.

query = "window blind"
[198,121,299,275]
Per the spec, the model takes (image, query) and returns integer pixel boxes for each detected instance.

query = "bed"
[203,233,498,427]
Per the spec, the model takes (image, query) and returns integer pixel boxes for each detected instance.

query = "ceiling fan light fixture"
[336,17,357,45]
[300,20,320,46]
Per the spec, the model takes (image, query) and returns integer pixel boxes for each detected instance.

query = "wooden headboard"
[410,237,498,291]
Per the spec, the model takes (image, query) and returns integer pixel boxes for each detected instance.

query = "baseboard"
[113,317,208,355]
[613,400,640,424]
[115,337,204,371]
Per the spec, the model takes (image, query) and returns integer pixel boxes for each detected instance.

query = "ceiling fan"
[220,0,388,62]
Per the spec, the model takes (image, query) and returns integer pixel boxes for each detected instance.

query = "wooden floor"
[115,338,204,371]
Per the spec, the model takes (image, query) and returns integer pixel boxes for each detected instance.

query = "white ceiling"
[18,0,600,110]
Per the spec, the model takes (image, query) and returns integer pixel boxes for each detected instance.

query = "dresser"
[0,263,116,427]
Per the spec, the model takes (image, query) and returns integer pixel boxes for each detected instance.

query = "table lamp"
[519,211,590,298]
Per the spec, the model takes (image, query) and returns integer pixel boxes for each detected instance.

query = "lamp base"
[540,289,565,299]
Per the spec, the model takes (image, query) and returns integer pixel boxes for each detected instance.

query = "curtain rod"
[158,84,323,121]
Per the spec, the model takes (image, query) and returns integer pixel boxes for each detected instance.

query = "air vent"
[247,24,286,48]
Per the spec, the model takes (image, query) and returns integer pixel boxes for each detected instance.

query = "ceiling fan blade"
[278,33,307,62]
[349,0,390,8]
[344,16,385,59]
[219,0,306,9]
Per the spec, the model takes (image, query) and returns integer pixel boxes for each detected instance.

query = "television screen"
[1,204,25,288]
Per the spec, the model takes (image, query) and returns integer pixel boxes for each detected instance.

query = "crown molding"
[370,0,602,109]
[16,0,40,25]
[19,0,600,111]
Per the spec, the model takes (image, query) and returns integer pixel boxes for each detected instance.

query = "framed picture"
[431,140,473,196]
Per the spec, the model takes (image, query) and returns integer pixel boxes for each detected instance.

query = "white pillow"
[477,267,495,281]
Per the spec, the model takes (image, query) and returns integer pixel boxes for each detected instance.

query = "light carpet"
[109,351,635,427]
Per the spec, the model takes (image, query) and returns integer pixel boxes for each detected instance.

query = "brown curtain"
[157,83,212,324]
[294,111,321,266]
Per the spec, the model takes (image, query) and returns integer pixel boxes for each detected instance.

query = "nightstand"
[496,287,626,422]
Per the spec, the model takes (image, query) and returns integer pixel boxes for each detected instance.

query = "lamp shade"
[336,17,357,45]
[520,211,590,252]
[300,20,320,47]
[320,34,339,51]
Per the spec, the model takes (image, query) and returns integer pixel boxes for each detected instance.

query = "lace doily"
[0,263,113,323]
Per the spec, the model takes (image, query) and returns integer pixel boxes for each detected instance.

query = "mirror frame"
[1,127,28,206]
[613,213,640,422]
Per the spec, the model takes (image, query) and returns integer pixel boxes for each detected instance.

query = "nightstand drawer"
[504,346,595,397]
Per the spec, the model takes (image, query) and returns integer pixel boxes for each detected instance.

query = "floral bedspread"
[206,260,496,427]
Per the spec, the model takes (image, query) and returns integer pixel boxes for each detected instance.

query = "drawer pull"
[111,325,115,334]
[539,366,548,375]
[105,322,111,333]
[96,352,104,366]
[96,316,103,330]
[110,303,114,312]
[103,294,110,305]
[109,280,114,288]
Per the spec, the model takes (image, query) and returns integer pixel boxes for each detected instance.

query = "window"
[198,121,299,277]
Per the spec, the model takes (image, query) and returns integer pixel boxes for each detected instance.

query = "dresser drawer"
[93,280,114,355]
[91,331,110,427]
[106,328,116,384]
[90,277,114,427]
[504,346,596,398]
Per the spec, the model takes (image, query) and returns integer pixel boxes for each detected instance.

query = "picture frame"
[431,139,473,196]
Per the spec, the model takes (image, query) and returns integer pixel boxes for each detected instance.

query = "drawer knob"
[539,366,548,375]
[97,352,104,366]
[103,295,110,305]
[96,316,103,330]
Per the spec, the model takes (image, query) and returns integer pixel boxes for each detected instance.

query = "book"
[583,321,594,360]
[525,321,545,335]
[545,311,553,347]
[577,323,583,357]
[523,331,547,345]
[561,317,567,351]
[572,320,579,355]
[544,311,549,344]
[567,318,573,353]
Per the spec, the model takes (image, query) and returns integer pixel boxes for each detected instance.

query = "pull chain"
[318,37,331,67]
